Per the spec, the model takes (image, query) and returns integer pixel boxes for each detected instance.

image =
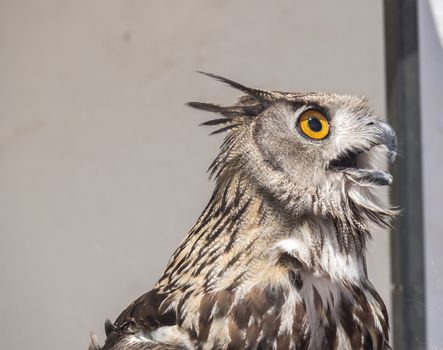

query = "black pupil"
[308,117,322,132]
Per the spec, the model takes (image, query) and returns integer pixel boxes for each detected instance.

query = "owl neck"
[157,171,371,292]
[213,172,371,282]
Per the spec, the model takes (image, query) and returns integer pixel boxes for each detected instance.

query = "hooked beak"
[351,120,398,186]
[329,120,398,186]
[373,121,398,165]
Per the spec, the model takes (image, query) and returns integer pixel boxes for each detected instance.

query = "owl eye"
[297,110,330,140]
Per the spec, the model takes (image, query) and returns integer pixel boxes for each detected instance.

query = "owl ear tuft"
[187,101,263,135]
[186,101,264,118]
[188,72,281,134]
[195,71,283,102]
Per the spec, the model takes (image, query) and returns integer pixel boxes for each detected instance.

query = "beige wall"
[0,1,389,349]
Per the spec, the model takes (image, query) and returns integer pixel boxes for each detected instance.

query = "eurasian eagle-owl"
[90,73,397,350]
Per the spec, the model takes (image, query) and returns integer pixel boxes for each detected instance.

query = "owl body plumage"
[90,74,396,350]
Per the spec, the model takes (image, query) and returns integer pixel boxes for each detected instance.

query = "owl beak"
[373,121,397,165]
[346,121,398,186]
[329,121,398,186]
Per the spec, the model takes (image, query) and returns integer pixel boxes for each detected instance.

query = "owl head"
[188,73,397,226]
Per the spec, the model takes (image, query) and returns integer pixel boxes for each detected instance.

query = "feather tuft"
[196,71,253,95]
[187,101,264,118]
[195,71,283,101]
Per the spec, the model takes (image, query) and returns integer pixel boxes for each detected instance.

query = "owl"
[89,73,397,350]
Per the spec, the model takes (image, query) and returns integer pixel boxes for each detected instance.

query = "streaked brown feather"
[90,74,396,350]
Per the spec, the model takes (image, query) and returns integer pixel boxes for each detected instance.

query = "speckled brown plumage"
[89,73,397,350]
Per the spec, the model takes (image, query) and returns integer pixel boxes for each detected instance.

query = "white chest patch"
[275,222,366,282]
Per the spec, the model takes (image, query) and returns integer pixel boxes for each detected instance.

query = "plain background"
[419,0,443,348]
[1,1,400,349]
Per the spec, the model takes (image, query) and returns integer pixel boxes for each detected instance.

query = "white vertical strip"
[419,0,443,348]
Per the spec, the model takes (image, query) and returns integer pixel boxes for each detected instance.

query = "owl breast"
[160,240,388,350]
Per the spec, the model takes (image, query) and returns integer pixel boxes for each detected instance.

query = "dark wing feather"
[114,289,176,329]
[90,289,178,350]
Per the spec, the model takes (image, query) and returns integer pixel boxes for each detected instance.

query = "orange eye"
[298,110,330,140]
